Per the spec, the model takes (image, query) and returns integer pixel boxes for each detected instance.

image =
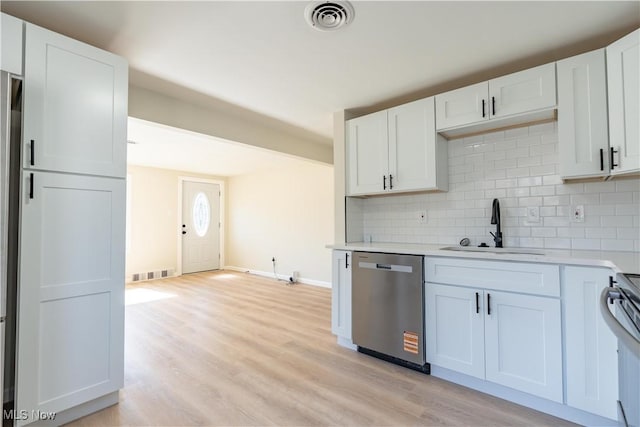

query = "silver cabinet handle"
[600,287,640,359]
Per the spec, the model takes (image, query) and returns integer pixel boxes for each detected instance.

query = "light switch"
[572,205,585,222]
[418,210,427,224]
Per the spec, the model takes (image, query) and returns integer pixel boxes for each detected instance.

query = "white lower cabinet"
[426,283,485,378]
[426,283,562,402]
[564,266,618,420]
[484,290,562,402]
[331,250,352,340]
[16,171,125,425]
[425,258,563,403]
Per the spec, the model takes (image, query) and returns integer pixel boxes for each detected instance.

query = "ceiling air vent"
[305,1,355,32]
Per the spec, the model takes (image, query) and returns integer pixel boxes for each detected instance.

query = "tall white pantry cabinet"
[15,21,127,426]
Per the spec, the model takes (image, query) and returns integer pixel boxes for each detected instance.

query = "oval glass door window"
[192,192,211,237]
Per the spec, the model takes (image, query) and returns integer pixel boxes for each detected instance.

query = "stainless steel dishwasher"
[352,251,428,373]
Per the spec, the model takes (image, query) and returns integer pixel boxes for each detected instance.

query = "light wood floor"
[66,271,574,426]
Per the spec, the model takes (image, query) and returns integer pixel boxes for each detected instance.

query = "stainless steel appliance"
[351,251,428,373]
[601,273,640,427]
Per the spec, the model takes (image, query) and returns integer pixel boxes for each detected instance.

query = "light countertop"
[327,242,640,275]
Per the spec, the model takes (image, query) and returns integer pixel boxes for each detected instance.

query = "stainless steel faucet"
[490,198,503,248]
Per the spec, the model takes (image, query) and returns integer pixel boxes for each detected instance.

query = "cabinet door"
[331,251,352,340]
[489,63,556,119]
[23,23,128,178]
[607,29,640,175]
[558,49,609,179]
[564,267,618,419]
[435,82,488,130]
[346,111,388,196]
[426,283,485,379]
[484,291,562,402]
[1,13,23,75]
[16,171,125,425]
[388,97,442,192]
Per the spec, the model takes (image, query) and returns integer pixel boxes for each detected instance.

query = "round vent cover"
[305,1,355,31]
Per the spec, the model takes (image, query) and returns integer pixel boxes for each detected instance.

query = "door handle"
[345,253,349,269]
[599,148,604,171]
[487,293,491,315]
[389,174,393,190]
[610,147,619,169]
[475,292,479,314]
[383,175,386,190]
[491,96,496,116]
[29,173,34,199]
[482,99,486,118]
[30,140,35,166]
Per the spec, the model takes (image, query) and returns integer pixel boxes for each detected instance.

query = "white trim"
[336,336,357,350]
[177,176,225,276]
[224,266,331,288]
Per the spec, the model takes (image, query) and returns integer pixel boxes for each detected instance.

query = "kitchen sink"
[440,246,546,255]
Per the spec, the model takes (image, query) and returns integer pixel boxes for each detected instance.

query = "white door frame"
[177,176,225,276]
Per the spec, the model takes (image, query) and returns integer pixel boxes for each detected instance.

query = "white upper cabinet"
[23,23,128,178]
[346,97,447,196]
[488,63,557,119]
[436,63,557,136]
[346,110,388,195]
[557,49,609,179]
[435,82,487,130]
[607,28,640,176]
[388,97,447,193]
[1,13,23,75]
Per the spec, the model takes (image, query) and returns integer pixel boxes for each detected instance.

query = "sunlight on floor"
[210,273,238,280]
[125,288,177,306]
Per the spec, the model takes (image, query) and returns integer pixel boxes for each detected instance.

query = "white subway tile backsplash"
[572,238,601,250]
[544,238,572,249]
[601,192,634,204]
[529,164,557,176]
[602,216,633,227]
[557,227,585,238]
[601,239,635,251]
[616,180,640,192]
[357,124,639,252]
[530,186,555,197]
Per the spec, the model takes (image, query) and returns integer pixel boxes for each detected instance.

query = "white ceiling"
[2,1,639,143]
[127,117,316,176]
[4,1,640,175]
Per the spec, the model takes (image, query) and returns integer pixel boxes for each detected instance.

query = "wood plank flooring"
[66,271,574,426]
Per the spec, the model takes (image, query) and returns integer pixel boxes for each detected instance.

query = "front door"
[182,181,220,274]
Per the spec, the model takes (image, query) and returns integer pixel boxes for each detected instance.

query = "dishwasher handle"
[358,261,414,273]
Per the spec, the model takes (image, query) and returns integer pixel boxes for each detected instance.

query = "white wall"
[226,161,334,284]
[355,122,640,251]
[126,165,226,279]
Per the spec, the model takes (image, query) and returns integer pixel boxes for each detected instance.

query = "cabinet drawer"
[426,257,560,297]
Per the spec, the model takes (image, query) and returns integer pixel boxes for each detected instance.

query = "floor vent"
[129,269,174,283]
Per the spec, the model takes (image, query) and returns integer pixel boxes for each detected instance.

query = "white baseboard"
[430,366,617,426]
[224,266,331,288]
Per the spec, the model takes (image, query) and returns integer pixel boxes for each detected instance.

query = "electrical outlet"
[572,205,585,222]
[526,206,540,223]
[418,210,427,224]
